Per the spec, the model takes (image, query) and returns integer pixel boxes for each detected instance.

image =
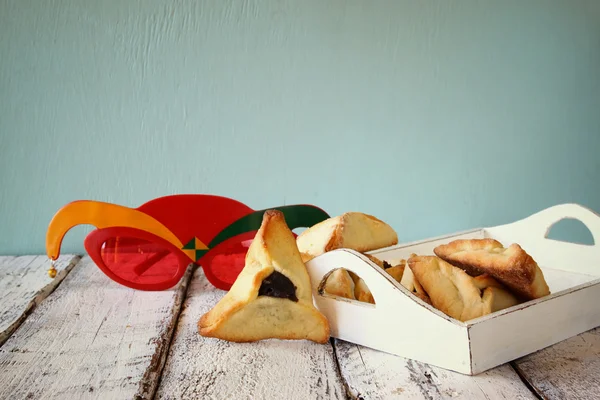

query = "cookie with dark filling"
[198,210,330,344]
[258,271,299,302]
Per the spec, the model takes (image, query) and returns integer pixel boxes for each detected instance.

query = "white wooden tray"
[305,203,600,375]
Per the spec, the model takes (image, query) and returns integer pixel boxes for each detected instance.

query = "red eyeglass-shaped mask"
[45,194,330,291]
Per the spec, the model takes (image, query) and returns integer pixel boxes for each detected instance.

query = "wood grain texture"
[0,254,81,346]
[0,256,193,400]
[513,327,600,400]
[335,339,537,400]
[155,268,347,400]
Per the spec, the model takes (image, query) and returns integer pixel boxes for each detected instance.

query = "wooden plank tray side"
[305,250,472,375]
[468,280,600,375]
[305,203,600,376]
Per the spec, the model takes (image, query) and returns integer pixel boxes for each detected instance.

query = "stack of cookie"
[409,239,551,322]
[295,212,551,323]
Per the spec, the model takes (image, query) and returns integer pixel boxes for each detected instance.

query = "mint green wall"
[1,1,599,256]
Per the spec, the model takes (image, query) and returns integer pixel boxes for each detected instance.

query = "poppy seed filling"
[258,271,298,302]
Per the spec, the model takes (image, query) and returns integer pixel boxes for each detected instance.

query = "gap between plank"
[332,337,541,399]
[0,254,83,348]
[329,338,355,400]
[510,361,545,400]
[146,263,197,400]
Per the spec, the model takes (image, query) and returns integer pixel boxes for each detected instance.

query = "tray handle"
[305,249,402,309]
[511,203,600,245]
[487,203,600,275]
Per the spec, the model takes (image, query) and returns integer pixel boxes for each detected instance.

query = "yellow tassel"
[48,260,57,278]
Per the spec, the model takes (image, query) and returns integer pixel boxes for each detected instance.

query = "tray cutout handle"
[307,249,401,309]
[487,203,600,276]
[316,267,378,306]
[546,218,595,246]
[525,203,599,246]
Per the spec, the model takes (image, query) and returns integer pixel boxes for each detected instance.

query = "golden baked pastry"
[296,212,398,259]
[323,269,356,300]
[400,262,432,304]
[300,252,315,263]
[308,256,378,304]
[320,254,398,305]
[348,256,409,304]
[303,231,397,305]
[198,210,330,344]
[297,211,400,306]
[399,254,429,298]
[347,271,375,304]
[384,260,405,283]
[407,255,520,322]
[433,238,550,300]
[363,253,386,269]
[346,254,400,304]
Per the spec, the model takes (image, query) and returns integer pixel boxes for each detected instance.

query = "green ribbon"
[208,204,330,249]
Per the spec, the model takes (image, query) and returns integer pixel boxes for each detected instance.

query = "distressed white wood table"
[0,255,598,400]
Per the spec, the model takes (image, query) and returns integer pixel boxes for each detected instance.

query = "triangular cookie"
[198,210,330,344]
[407,255,520,322]
[296,212,398,259]
[433,239,550,300]
[323,269,356,300]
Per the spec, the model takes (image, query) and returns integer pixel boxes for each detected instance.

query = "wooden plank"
[0,256,193,399]
[0,254,81,346]
[513,327,600,400]
[155,268,347,400]
[335,339,538,400]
